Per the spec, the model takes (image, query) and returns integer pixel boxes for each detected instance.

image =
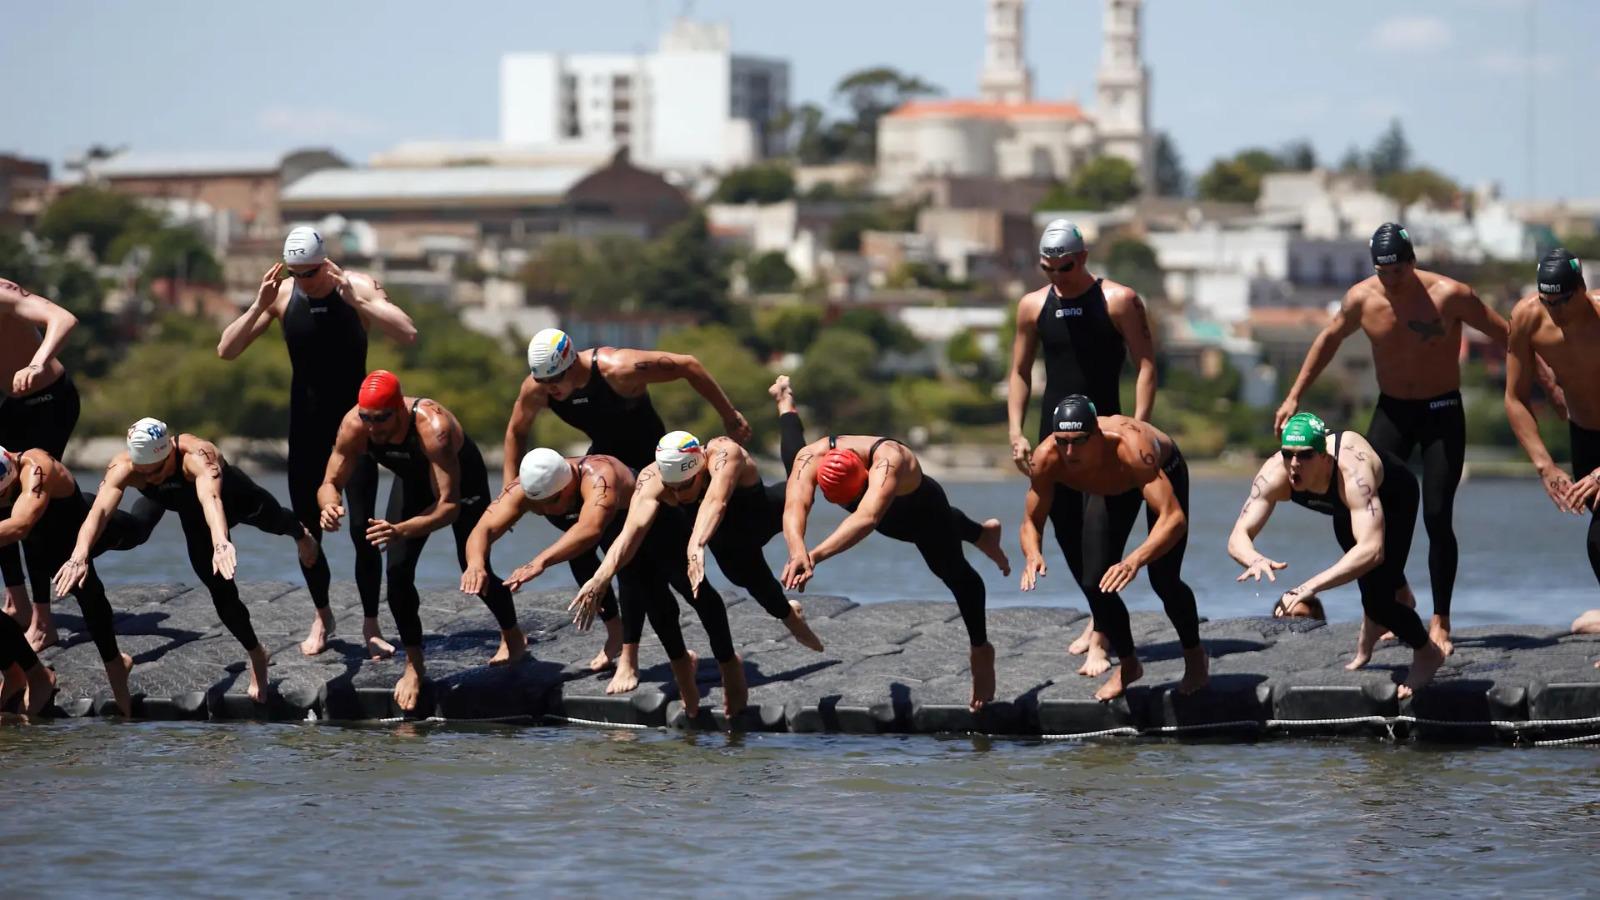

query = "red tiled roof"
[885,99,1089,121]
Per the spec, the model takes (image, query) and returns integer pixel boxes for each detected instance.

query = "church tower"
[979,0,1032,104]
[1093,0,1152,192]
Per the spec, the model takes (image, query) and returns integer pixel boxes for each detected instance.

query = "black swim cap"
[1051,395,1098,433]
[1536,249,1583,295]
[1370,222,1416,265]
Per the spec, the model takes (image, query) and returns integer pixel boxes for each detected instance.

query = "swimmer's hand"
[1020,554,1047,591]
[459,564,488,596]
[687,545,706,599]
[1009,433,1033,476]
[1237,555,1287,583]
[365,518,405,549]
[504,559,545,593]
[568,580,604,631]
[1542,468,1580,514]
[723,411,752,444]
[1273,397,1298,435]
[212,541,237,581]
[319,502,345,532]
[11,363,43,395]
[1563,469,1600,513]
[1099,559,1139,594]
[781,552,814,592]
[52,556,89,598]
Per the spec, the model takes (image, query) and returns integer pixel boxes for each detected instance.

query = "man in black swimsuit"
[1006,219,1159,675]
[1227,412,1446,697]
[0,611,54,717]
[780,402,1012,713]
[504,327,753,670]
[319,371,524,713]
[217,226,418,658]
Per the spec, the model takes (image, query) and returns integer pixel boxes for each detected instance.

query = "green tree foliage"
[35,187,158,260]
[650,324,778,444]
[1104,237,1165,299]
[831,306,920,353]
[1153,132,1186,197]
[1196,148,1283,204]
[133,226,223,286]
[518,235,648,312]
[827,202,920,251]
[794,328,895,433]
[713,164,796,204]
[754,304,824,354]
[1367,119,1412,179]
[945,328,1002,385]
[1278,140,1318,172]
[1037,156,1141,211]
[746,251,798,293]
[832,67,942,163]
[636,212,730,321]
[1377,166,1461,208]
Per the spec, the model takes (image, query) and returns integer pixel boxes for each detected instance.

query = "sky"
[3,0,1597,200]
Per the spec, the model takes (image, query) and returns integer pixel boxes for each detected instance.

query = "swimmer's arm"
[688,443,742,553]
[0,462,51,544]
[615,349,742,426]
[536,468,630,571]
[1128,471,1186,569]
[1302,455,1386,593]
[186,443,231,547]
[502,377,547,486]
[1020,470,1055,563]
[316,415,365,509]
[0,279,77,371]
[1227,463,1286,566]
[217,272,283,359]
[1007,295,1042,441]
[579,473,660,581]
[1284,288,1363,405]
[398,417,463,537]
[343,272,417,345]
[465,486,526,571]
[809,454,899,564]
[1504,303,1558,474]
[1109,287,1157,420]
[782,441,824,557]
[71,460,132,560]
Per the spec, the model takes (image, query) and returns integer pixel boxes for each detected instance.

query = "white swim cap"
[127,417,173,466]
[654,431,705,485]
[283,226,327,266]
[0,447,17,494]
[519,448,572,500]
[527,328,578,380]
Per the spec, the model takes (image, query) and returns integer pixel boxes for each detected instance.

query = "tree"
[1337,145,1365,174]
[651,324,778,442]
[832,306,920,353]
[1278,139,1318,172]
[1104,237,1165,299]
[832,67,942,163]
[712,164,796,205]
[794,328,895,433]
[1368,119,1412,179]
[138,227,223,286]
[826,202,919,251]
[517,235,649,313]
[1377,166,1462,208]
[637,212,731,320]
[1153,132,1187,197]
[1036,156,1141,212]
[755,303,824,354]
[35,187,158,261]
[746,251,797,293]
[1196,159,1262,204]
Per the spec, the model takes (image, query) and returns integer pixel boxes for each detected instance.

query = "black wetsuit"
[367,401,517,649]
[0,611,39,673]
[1568,423,1600,586]
[1034,281,1132,614]
[831,435,990,647]
[138,454,308,653]
[1289,434,1428,648]
[1074,439,1202,658]
[0,372,80,592]
[616,498,737,663]
[1366,389,1465,619]
[543,350,669,624]
[282,282,382,618]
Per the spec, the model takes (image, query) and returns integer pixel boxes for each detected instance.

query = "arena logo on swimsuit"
[1057,420,1085,431]
[1054,308,1084,318]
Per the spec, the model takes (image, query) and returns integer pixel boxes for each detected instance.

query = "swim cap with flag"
[1369,222,1415,266]
[518,448,572,500]
[817,449,868,505]
[1051,395,1099,433]
[283,226,326,266]
[127,417,174,465]
[1280,412,1329,451]
[655,431,705,485]
[358,370,403,410]
[0,447,17,494]
[1536,249,1583,295]
[527,328,578,380]
[1039,219,1086,258]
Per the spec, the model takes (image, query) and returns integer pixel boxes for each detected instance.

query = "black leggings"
[1570,423,1600,587]
[1367,391,1464,618]
[0,374,80,589]
[27,490,162,664]
[1334,462,1428,649]
[871,475,990,647]
[0,608,40,671]
[702,412,805,621]
[288,402,382,616]
[1084,453,1202,658]
[547,513,618,624]
[618,503,736,662]
[381,449,518,649]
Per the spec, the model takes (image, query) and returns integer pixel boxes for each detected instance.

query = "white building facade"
[501,20,788,175]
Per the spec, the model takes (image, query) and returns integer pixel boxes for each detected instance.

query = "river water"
[6,474,1598,896]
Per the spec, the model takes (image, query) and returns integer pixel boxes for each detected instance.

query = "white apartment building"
[500,19,789,175]
[1147,227,1370,323]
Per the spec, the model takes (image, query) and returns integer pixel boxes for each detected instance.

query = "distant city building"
[500,19,789,175]
[0,154,50,228]
[878,0,1152,195]
[1146,227,1369,324]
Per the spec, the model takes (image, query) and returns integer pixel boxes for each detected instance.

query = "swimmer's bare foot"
[1179,645,1209,695]
[295,528,320,568]
[25,607,56,653]
[768,375,795,414]
[1078,638,1111,678]
[105,652,133,717]
[24,663,55,718]
[362,617,395,660]
[393,656,425,712]
[1397,640,1446,699]
[0,663,21,709]
[589,617,623,671]
[1346,615,1380,671]
[606,644,640,694]
[669,650,700,718]
[246,646,271,704]
[976,519,1011,576]
[970,642,995,712]
[4,585,30,627]
[718,654,748,719]
[1096,655,1143,702]
[1430,615,1454,657]
[1068,618,1096,656]
[490,627,527,666]
[784,601,824,652]
[300,607,334,656]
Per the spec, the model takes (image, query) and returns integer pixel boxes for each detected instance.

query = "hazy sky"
[4,0,1596,200]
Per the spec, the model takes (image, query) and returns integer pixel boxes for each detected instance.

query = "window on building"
[1321,256,1336,285]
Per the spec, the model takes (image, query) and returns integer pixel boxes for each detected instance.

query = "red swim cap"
[817,449,867,505]
[359,370,403,409]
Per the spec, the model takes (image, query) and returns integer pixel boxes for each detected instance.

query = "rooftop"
[885,99,1088,122]
[280,166,592,205]
[97,151,285,178]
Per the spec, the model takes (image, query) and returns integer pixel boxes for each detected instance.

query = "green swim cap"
[1281,412,1329,450]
